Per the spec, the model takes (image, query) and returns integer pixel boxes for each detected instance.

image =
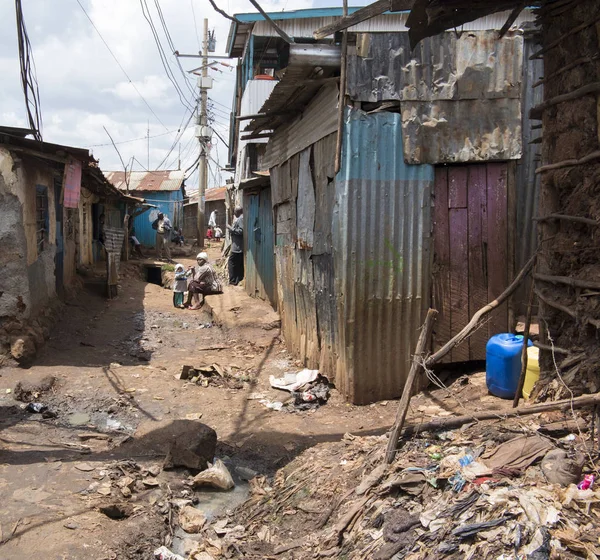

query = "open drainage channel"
[145,264,164,286]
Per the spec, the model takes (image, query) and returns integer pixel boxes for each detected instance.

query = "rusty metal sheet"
[296,148,315,250]
[333,108,434,404]
[312,133,336,256]
[348,30,524,103]
[401,98,522,163]
[104,170,184,192]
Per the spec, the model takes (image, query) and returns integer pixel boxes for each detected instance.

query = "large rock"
[10,336,36,363]
[162,420,217,471]
[179,505,206,534]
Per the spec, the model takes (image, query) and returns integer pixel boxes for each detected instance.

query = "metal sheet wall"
[263,83,339,169]
[269,112,433,403]
[131,190,183,248]
[244,187,277,307]
[334,109,434,404]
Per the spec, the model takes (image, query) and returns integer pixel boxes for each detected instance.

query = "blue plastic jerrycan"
[486,333,533,399]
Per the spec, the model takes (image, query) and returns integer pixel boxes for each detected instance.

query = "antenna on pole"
[178,143,181,170]
[147,120,150,170]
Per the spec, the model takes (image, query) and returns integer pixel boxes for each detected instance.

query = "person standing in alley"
[228,206,244,285]
[152,212,172,261]
[208,209,218,229]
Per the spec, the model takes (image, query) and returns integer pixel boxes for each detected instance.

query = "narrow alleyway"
[0,255,404,559]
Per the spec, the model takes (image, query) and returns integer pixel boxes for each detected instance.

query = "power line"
[87,127,185,147]
[75,0,168,131]
[139,0,193,110]
[190,0,201,50]
[15,0,42,140]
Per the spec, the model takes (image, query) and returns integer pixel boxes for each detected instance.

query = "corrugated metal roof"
[185,186,227,204]
[348,30,524,102]
[333,108,434,403]
[228,7,534,53]
[104,170,185,192]
[261,82,339,169]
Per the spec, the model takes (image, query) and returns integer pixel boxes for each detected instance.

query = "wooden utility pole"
[196,18,209,248]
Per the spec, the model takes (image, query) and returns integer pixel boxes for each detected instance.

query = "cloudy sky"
[0,0,347,192]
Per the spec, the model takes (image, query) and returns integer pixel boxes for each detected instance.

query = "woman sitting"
[186,252,222,310]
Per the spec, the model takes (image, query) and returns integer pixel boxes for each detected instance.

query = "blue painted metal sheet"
[333,108,435,404]
[244,187,276,307]
[131,190,183,248]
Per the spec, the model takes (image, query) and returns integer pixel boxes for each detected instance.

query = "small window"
[36,185,49,251]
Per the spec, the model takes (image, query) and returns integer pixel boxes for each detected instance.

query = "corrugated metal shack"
[230,9,540,403]
[183,187,227,241]
[104,170,185,248]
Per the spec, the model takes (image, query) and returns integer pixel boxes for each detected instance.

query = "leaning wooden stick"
[385,308,437,464]
[402,392,600,437]
[425,253,537,367]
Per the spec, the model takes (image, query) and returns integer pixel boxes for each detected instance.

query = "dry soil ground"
[0,249,402,559]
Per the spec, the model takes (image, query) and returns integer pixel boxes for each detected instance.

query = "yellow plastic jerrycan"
[522,346,540,399]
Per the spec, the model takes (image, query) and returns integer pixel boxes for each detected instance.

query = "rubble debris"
[162,420,217,471]
[179,505,207,533]
[154,545,186,560]
[541,449,584,486]
[99,502,133,519]
[14,375,56,402]
[269,369,319,392]
[179,363,247,389]
[191,459,235,491]
[193,404,600,559]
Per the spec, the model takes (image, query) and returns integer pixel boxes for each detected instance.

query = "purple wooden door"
[433,163,508,361]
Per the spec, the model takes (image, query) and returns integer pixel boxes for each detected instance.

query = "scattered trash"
[25,402,47,413]
[269,369,319,392]
[179,363,247,389]
[154,545,186,560]
[179,504,207,533]
[191,459,235,491]
[259,399,284,411]
[14,375,56,402]
[541,449,584,486]
[578,474,595,490]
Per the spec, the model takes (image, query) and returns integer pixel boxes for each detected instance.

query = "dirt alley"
[0,247,502,559]
[0,248,404,559]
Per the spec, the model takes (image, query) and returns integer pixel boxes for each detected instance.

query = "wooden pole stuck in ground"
[385,308,437,464]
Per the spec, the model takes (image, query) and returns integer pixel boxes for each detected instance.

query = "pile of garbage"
[187,408,600,559]
[179,363,252,390]
[259,369,331,412]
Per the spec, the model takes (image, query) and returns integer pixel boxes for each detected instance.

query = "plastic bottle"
[486,333,532,399]
[522,346,540,399]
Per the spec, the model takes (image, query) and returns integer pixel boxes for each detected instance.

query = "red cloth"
[206,229,213,239]
[63,157,82,208]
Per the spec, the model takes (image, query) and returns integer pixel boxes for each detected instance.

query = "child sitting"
[173,264,187,308]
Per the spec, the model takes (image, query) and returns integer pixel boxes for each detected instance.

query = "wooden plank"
[448,166,468,209]
[313,0,389,40]
[432,167,451,362]
[486,163,509,336]
[449,207,470,362]
[467,165,488,360]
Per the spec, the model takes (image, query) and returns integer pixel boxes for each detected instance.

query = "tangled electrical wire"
[15,0,42,141]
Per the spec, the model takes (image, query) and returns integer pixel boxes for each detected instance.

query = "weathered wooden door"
[432,163,509,361]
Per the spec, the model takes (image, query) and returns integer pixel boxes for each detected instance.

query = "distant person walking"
[152,212,172,261]
[228,206,244,285]
[214,226,223,241]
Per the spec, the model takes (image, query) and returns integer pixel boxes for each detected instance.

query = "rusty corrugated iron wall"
[334,109,434,403]
[270,111,433,404]
[347,30,524,164]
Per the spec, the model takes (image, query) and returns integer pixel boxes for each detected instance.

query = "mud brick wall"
[536,0,600,397]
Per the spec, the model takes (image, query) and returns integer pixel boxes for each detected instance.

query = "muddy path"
[0,258,402,559]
